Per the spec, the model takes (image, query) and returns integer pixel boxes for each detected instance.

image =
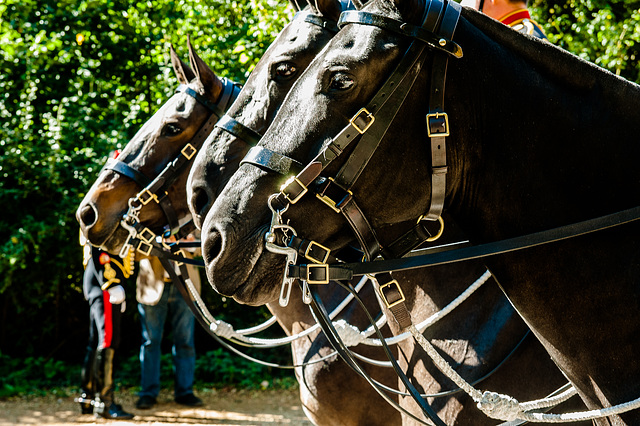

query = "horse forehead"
[270,20,326,59]
[323,26,398,65]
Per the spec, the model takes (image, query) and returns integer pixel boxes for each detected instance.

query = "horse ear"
[314,0,342,20]
[187,36,223,98]
[170,43,196,85]
[170,44,195,85]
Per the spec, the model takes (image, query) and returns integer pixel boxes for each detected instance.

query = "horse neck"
[446,11,640,242]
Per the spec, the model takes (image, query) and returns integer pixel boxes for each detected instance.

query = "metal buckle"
[426,112,450,137]
[280,176,308,204]
[349,108,375,134]
[137,188,158,205]
[315,178,353,213]
[138,227,156,243]
[181,143,197,160]
[378,279,406,309]
[306,264,329,284]
[304,241,331,264]
[136,240,153,256]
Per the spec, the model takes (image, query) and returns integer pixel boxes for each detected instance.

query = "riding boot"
[76,345,95,414]
[93,348,134,420]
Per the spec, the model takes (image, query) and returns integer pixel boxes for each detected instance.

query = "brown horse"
[190,0,640,423]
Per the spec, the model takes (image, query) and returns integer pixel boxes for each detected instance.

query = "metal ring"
[425,216,445,242]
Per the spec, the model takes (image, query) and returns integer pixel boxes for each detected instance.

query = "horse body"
[195,0,639,422]
[447,10,640,421]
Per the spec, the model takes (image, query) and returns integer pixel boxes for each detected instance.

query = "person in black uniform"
[461,0,547,39]
[77,232,135,419]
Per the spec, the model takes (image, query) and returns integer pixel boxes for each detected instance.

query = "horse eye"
[163,123,182,137]
[329,73,355,91]
[274,62,297,79]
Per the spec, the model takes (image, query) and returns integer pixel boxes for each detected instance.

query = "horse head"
[195,0,449,305]
[187,0,357,305]
[187,0,347,228]
[76,39,229,253]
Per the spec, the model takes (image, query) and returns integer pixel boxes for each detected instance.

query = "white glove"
[107,285,126,305]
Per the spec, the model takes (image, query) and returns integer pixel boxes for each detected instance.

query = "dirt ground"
[0,387,313,426]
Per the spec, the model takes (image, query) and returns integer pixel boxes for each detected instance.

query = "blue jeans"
[138,283,196,398]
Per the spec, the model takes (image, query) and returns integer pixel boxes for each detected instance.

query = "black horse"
[193,0,640,423]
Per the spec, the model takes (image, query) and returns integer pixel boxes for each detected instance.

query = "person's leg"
[138,290,168,402]
[93,291,133,419]
[78,310,97,414]
[167,285,200,404]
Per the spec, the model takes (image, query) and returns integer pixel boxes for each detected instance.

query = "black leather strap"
[215,114,263,146]
[338,11,462,58]
[240,146,303,175]
[104,158,152,188]
[294,10,340,33]
[176,84,226,118]
[308,281,446,426]
[290,205,640,280]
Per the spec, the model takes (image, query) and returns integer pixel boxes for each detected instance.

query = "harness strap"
[423,0,461,221]
[240,146,303,175]
[308,281,447,426]
[294,10,340,33]
[287,205,640,281]
[104,159,151,188]
[215,114,263,146]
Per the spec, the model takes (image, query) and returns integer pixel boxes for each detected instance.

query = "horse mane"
[460,7,640,103]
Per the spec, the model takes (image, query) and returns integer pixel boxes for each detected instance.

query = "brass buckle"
[426,112,450,137]
[280,176,308,204]
[349,108,375,134]
[315,177,353,213]
[136,240,153,256]
[175,249,186,267]
[138,227,156,243]
[137,188,158,205]
[378,279,405,309]
[304,241,331,264]
[181,143,197,160]
[306,264,329,284]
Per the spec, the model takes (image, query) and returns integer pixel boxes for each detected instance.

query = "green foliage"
[0,352,79,397]
[0,351,297,398]
[195,349,296,389]
[530,0,640,83]
[0,0,291,357]
[1,0,640,373]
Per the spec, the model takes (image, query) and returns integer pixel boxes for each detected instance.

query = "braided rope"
[408,324,640,422]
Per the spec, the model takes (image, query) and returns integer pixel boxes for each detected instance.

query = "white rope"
[207,276,371,347]
[408,324,640,423]
[354,270,492,346]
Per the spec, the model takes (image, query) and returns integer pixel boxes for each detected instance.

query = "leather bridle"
[104,77,240,257]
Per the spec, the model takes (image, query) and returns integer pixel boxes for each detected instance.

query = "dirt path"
[0,388,313,426]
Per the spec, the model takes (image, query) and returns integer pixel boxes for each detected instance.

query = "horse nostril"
[203,228,223,264]
[192,187,211,221]
[78,204,97,228]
